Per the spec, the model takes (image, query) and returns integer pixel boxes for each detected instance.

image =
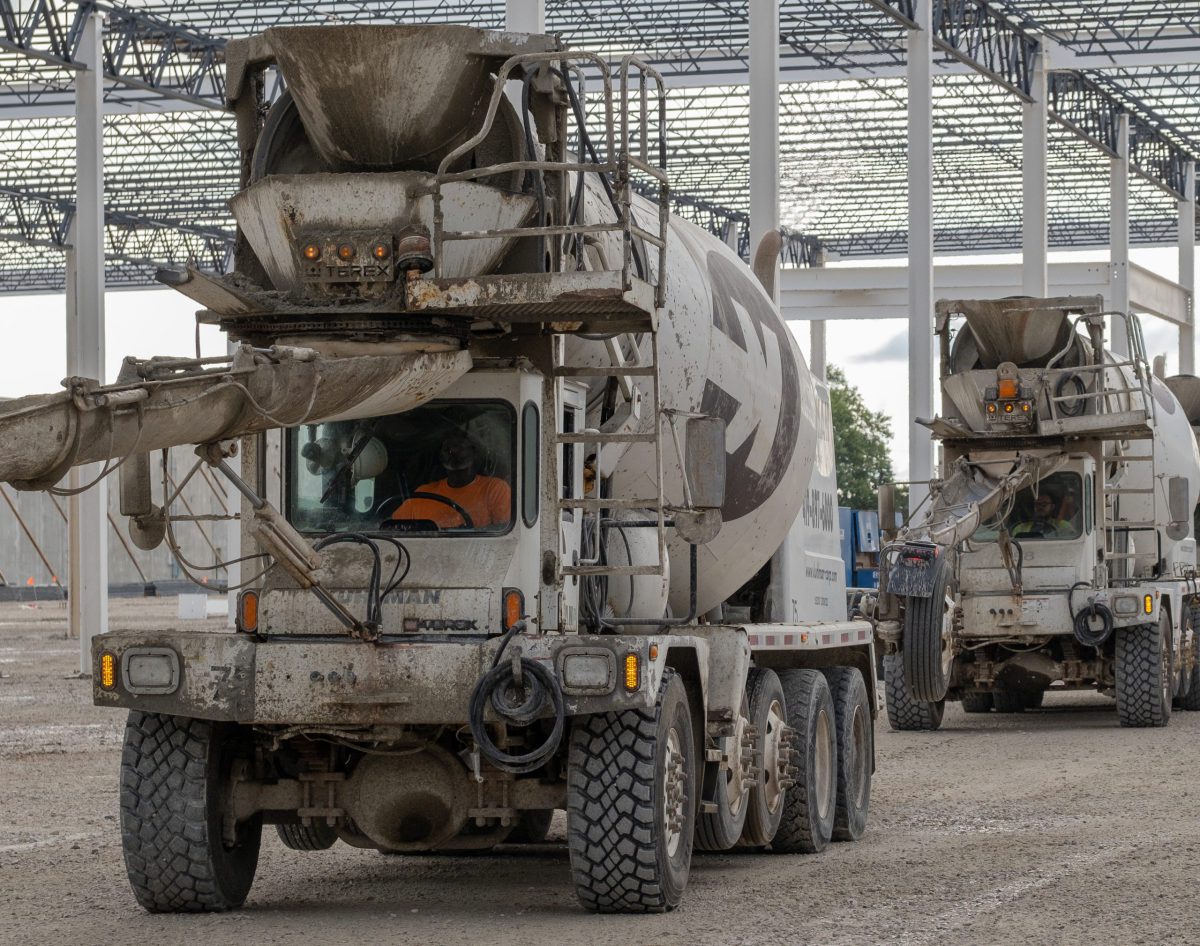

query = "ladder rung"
[553,365,656,377]
[1109,521,1157,530]
[562,564,665,577]
[1104,553,1141,560]
[1103,454,1154,461]
[1104,487,1155,495]
[555,431,658,444]
[560,497,661,509]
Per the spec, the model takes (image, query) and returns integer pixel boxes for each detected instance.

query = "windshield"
[287,400,515,536]
[974,471,1084,542]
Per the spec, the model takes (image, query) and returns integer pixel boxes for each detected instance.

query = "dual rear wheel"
[565,665,872,913]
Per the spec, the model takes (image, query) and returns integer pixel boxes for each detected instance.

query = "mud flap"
[881,542,942,599]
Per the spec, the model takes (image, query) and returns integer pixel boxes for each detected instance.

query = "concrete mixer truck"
[0,26,877,914]
[874,296,1200,731]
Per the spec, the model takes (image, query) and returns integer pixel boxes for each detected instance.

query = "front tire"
[120,712,261,913]
[902,557,957,702]
[822,667,872,843]
[567,671,696,913]
[1115,616,1172,727]
[883,653,944,731]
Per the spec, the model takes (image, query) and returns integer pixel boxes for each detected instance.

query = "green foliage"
[825,364,896,511]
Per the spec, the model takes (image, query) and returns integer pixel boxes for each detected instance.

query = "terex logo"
[402,617,479,632]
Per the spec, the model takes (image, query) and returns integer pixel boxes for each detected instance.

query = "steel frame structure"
[0,0,1197,292]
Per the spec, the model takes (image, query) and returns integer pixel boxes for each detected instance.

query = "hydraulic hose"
[1068,582,1114,647]
[468,621,565,775]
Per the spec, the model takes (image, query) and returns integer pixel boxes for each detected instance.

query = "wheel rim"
[813,708,834,821]
[662,727,687,858]
[849,704,869,809]
[725,711,751,817]
[940,590,956,683]
[762,699,786,815]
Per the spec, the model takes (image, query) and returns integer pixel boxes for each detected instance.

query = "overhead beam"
[0,0,226,110]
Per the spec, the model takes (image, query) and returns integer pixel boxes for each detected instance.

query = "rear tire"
[772,670,837,854]
[120,712,261,913]
[695,696,751,852]
[275,821,337,851]
[567,671,696,913]
[506,809,554,844]
[738,669,787,847]
[902,558,957,702]
[883,653,944,731]
[959,691,993,713]
[992,689,1027,714]
[1179,618,1200,711]
[1115,616,1172,727]
[822,667,872,843]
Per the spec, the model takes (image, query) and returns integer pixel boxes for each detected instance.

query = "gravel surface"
[2,599,1198,946]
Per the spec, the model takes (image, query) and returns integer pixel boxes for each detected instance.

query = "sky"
[0,244,1188,486]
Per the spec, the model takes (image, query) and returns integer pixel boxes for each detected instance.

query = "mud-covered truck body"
[875,296,1200,730]
[0,27,875,913]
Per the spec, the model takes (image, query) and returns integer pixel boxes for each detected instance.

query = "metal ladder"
[1102,440,1158,577]
[553,329,667,580]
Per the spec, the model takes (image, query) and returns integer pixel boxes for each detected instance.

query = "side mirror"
[1167,475,1191,541]
[676,416,726,545]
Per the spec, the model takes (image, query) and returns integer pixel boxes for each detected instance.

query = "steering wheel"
[381,491,474,530]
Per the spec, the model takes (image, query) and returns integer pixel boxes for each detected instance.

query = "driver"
[391,434,511,529]
[1012,490,1071,538]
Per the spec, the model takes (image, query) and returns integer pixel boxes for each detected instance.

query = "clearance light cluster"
[984,378,1034,425]
[298,239,393,266]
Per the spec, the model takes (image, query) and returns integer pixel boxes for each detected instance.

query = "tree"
[826,364,896,511]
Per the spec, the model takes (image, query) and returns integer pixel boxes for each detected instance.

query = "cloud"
[850,329,908,363]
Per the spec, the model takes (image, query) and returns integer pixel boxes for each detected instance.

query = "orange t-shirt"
[392,475,512,529]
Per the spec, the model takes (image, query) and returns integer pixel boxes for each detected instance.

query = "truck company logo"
[700,250,801,521]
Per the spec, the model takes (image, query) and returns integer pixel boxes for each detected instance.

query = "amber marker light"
[502,588,524,630]
[99,651,117,690]
[623,653,640,691]
[237,590,259,634]
[301,242,321,261]
[998,378,1019,399]
[1004,403,1015,414]
[1144,594,1154,614]
[337,243,355,261]
[372,242,391,260]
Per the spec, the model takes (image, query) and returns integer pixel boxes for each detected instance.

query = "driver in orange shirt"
[392,434,511,529]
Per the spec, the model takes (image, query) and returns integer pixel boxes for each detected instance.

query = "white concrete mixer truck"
[874,296,1200,731]
[0,26,877,914]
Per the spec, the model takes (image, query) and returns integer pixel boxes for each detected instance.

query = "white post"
[1022,48,1048,297]
[505,0,544,32]
[1110,112,1131,357]
[907,5,935,512]
[69,9,107,675]
[1180,161,1196,375]
[749,0,780,303]
[810,321,827,382]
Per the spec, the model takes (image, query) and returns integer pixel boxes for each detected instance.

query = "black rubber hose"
[1055,372,1088,417]
[468,621,566,775]
[1072,600,1114,647]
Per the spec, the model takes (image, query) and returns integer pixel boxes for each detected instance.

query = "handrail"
[429,49,670,310]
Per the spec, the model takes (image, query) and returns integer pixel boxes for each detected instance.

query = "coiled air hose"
[468,621,566,775]
[1069,582,1114,647]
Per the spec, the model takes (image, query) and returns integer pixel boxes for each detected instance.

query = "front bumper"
[960,589,1159,639]
[91,630,685,725]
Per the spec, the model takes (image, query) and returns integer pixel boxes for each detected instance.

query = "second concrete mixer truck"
[875,296,1200,730]
[0,26,876,914]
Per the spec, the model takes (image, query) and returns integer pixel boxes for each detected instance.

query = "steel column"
[1182,162,1197,375]
[907,4,935,510]
[1022,49,1048,297]
[749,0,780,302]
[505,0,544,32]
[1110,112,1131,357]
[810,321,827,382]
[68,10,108,674]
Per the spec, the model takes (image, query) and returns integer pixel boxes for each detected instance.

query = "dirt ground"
[2,598,1198,946]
